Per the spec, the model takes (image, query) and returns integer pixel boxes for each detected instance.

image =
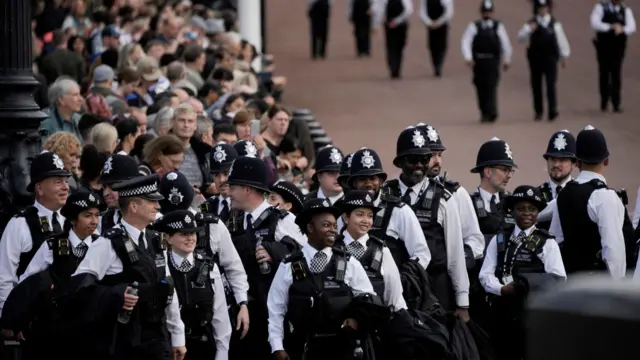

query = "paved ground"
[266,0,640,208]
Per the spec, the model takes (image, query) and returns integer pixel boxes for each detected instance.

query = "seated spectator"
[117,43,145,72]
[259,104,291,157]
[213,123,238,144]
[140,134,185,177]
[89,122,118,154]
[232,109,254,141]
[115,68,141,108]
[183,43,206,90]
[39,30,86,86]
[87,65,127,116]
[199,81,224,109]
[40,77,84,143]
[151,107,174,136]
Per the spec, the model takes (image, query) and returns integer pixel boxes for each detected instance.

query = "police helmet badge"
[360,150,375,169]
[245,142,258,158]
[412,130,426,148]
[365,194,372,202]
[504,143,513,159]
[329,148,343,164]
[213,146,227,163]
[169,187,184,205]
[184,214,192,224]
[426,126,439,142]
[527,189,534,196]
[103,156,113,174]
[166,172,178,181]
[89,194,96,203]
[346,153,354,167]
[553,133,567,151]
[52,154,65,170]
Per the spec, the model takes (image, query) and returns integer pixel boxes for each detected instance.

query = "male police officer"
[349,0,374,57]
[308,0,332,59]
[337,152,355,194]
[306,145,344,203]
[419,0,454,77]
[549,125,627,277]
[518,0,570,121]
[202,142,239,225]
[98,154,141,234]
[591,0,636,112]
[461,0,512,123]
[384,127,469,316]
[0,151,70,317]
[373,0,414,79]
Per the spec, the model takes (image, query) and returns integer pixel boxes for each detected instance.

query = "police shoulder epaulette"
[332,247,352,260]
[283,251,304,264]
[276,208,289,219]
[381,191,400,204]
[146,228,159,238]
[104,228,126,239]
[444,179,460,192]
[588,178,607,189]
[15,206,37,218]
[441,190,452,201]
[369,235,385,247]
[91,234,100,241]
[200,212,220,224]
[304,190,318,201]
[533,228,554,239]
[384,179,400,192]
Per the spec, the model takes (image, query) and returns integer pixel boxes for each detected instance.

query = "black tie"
[402,188,413,205]
[219,199,230,222]
[245,214,254,237]
[52,212,62,233]
[490,194,499,214]
[138,231,146,251]
[555,185,563,198]
[114,210,121,224]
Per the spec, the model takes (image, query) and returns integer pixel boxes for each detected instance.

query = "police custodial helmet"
[393,126,431,167]
[225,156,270,193]
[99,154,140,186]
[470,137,518,173]
[504,185,547,212]
[575,125,610,164]
[233,140,259,158]
[210,142,238,174]
[337,152,355,186]
[159,171,195,212]
[312,145,344,182]
[60,191,107,220]
[543,130,576,160]
[480,0,494,12]
[416,123,446,151]
[348,148,388,186]
[27,151,72,192]
[534,0,551,9]
[152,209,203,234]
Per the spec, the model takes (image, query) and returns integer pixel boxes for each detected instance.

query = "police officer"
[384,127,469,315]
[373,0,414,79]
[308,0,331,59]
[517,0,570,121]
[591,0,636,112]
[530,0,553,15]
[225,156,306,359]
[461,0,513,123]
[233,140,259,158]
[335,190,407,310]
[419,0,454,77]
[305,145,344,203]
[536,130,576,229]
[337,152,355,194]
[348,147,431,270]
[549,125,627,277]
[480,185,566,360]
[267,198,375,360]
[70,174,187,360]
[203,142,239,225]
[154,210,232,359]
[0,151,70,316]
[268,180,305,216]
[98,154,142,234]
[349,0,373,57]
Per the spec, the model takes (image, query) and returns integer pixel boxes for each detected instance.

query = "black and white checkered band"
[168,222,183,229]
[274,183,303,204]
[118,183,158,197]
[73,200,88,207]
[344,199,365,206]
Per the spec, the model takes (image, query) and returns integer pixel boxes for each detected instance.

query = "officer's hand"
[172,345,187,360]
[502,63,510,72]
[560,59,567,68]
[529,21,537,31]
[123,286,139,311]
[613,23,623,35]
[455,307,470,322]
[466,60,474,68]
[274,350,291,360]
[342,318,359,331]
[501,283,516,296]
[16,331,25,341]
[387,20,398,28]
[256,246,273,264]
[236,303,250,339]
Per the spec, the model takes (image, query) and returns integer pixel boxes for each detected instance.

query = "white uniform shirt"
[267,243,375,352]
[590,2,636,35]
[244,200,308,246]
[631,186,640,227]
[72,220,186,347]
[0,201,65,314]
[461,19,513,64]
[398,178,469,307]
[537,177,572,224]
[342,231,407,310]
[216,196,232,216]
[372,0,414,29]
[548,171,626,278]
[517,14,571,58]
[170,251,231,360]
[19,230,94,282]
[419,0,454,26]
[187,207,249,304]
[480,225,566,296]
[317,188,344,205]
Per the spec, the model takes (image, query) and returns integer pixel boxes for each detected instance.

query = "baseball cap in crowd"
[93,65,115,83]
[205,19,225,36]
[101,25,121,38]
[190,15,208,32]
[137,56,163,82]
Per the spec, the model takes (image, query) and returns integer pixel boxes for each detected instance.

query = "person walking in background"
[373,0,414,79]
[308,0,332,59]
[420,0,454,77]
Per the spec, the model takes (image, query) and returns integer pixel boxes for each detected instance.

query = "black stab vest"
[470,190,515,250]
[527,17,560,60]
[335,235,385,300]
[369,191,410,267]
[472,20,501,60]
[494,229,549,280]
[15,206,53,277]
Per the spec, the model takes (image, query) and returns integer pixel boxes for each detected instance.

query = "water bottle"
[118,281,139,324]
[256,238,271,274]
[353,340,364,359]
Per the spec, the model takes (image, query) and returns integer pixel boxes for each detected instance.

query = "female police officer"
[479,185,566,360]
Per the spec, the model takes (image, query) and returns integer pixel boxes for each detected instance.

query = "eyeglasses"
[493,166,515,175]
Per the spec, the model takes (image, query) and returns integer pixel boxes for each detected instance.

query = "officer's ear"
[603,158,610,167]
[306,222,314,235]
[341,213,349,227]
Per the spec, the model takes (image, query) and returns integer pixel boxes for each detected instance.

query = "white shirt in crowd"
[372,0,414,29]
[461,19,513,64]
[517,14,571,58]
[590,2,636,35]
[537,177,572,223]
[243,200,308,246]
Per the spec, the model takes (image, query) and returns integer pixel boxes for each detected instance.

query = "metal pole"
[238,0,263,71]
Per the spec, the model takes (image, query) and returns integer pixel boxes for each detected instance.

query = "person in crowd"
[40,77,84,143]
[90,122,119,154]
[139,134,186,177]
[115,117,142,155]
[215,123,240,144]
[78,144,109,195]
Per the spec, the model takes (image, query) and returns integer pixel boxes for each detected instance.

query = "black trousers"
[309,1,330,58]
[229,300,271,360]
[429,269,456,311]
[473,58,501,120]
[596,46,624,109]
[528,57,558,117]
[384,23,408,78]
[184,325,216,360]
[352,14,371,56]
[427,24,449,75]
[491,296,526,360]
[468,258,493,334]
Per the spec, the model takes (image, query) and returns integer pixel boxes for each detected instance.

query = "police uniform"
[349,0,373,56]
[373,0,414,79]
[202,143,239,225]
[419,0,454,77]
[308,0,332,59]
[349,148,432,270]
[70,174,185,359]
[335,190,407,310]
[480,185,565,360]
[531,0,553,14]
[0,151,70,315]
[270,180,305,216]
[267,198,376,360]
[461,0,513,122]
[153,210,232,360]
[337,152,355,193]
[536,130,576,230]
[97,154,141,234]
[159,171,196,214]
[232,140,259,159]
[549,126,627,277]
[305,145,344,203]
[384,127,467,311]
[591,0,636,112]
[225,156,307,360]
[517,0,570,121]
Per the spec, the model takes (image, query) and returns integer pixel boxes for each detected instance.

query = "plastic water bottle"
[118,282,139,324]
[256,238,271,274]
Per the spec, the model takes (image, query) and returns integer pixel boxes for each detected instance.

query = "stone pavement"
[265,0,640,207]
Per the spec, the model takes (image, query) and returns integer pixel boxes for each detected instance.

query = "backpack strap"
[285,251,307,282]
[367,236,385,272]
[106,228,139,265]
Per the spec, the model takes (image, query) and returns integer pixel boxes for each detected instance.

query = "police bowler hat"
[504,185,547,212]
[393,126,431,168]
[28,151,72,192]
[295,198,343,233]
[575,125,609,164]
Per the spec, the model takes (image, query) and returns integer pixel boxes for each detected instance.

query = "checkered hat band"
[274,184,302,203]
[118,183,158,197]
[74,200,88,207]
[168,222,183,229]
[345,200,364,206]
